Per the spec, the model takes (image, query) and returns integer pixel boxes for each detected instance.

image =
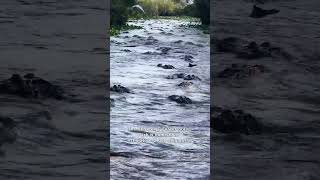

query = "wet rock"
[184,75,201,81]
[173,50,185,54]
[182,55,194,63]
[168,95,192,104]
[174,40,183,44]
[147,36,156,41]
[111,40,124,46]
[250,5,279,18]
[0,74,64,100]
[121,49,131,52]
[186,42,195,45]
[110,85,130,93]
[24,73,35,79]
[133,35,143,39]
[267,45,292,59]
[188,63,197,67]
[237,41,271,59]
[157,64,175,69]
[145,36,158,45]
[166,74,201,81]
[215,37,242,53]
[218,64,266,79]
[240,41,291,59]
[110,98,115,107]
[157,47,171,54]
[216,37,290,59]
[178,82,193,87]
[143,51,158,55]
[212,109,262,135]
[0,116,16,145]
[196,44,205,47]
[160,32,173,36]
[110,151,131,158]
[166,73,185,79]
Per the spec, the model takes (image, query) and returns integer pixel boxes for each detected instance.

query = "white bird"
[131,5,145,13]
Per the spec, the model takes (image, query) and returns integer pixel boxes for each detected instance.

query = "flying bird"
[131,5,145,14]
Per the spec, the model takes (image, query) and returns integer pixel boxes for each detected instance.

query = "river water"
[212,0,320,179]
[110,19,210,179]
[0,0,107,179]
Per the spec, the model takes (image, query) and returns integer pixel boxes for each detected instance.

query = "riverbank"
[110,16,205,36]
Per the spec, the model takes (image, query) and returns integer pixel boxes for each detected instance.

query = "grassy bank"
[135,0,210,25]
[137,0,187,16]
[110,0,210,36]
[111,16,207,36]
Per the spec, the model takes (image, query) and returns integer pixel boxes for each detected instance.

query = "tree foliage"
[110,0,210,28]
[111,0,136,27]
[194,0,210,25]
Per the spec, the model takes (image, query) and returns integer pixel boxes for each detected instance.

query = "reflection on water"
[111,19,210,179]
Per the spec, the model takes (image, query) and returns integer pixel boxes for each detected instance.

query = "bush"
[179,3,196,17]
[110,0,210,28]
[111,0,136,27]
[194,0,210,25]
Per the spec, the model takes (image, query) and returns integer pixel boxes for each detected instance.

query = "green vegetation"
[135,0,210,24]
[137,0,187,17]
[110,0,210,36]
[111,0,136,27]
[194,0,210,25]
[111,0,143,36]
[179,0,210,25]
